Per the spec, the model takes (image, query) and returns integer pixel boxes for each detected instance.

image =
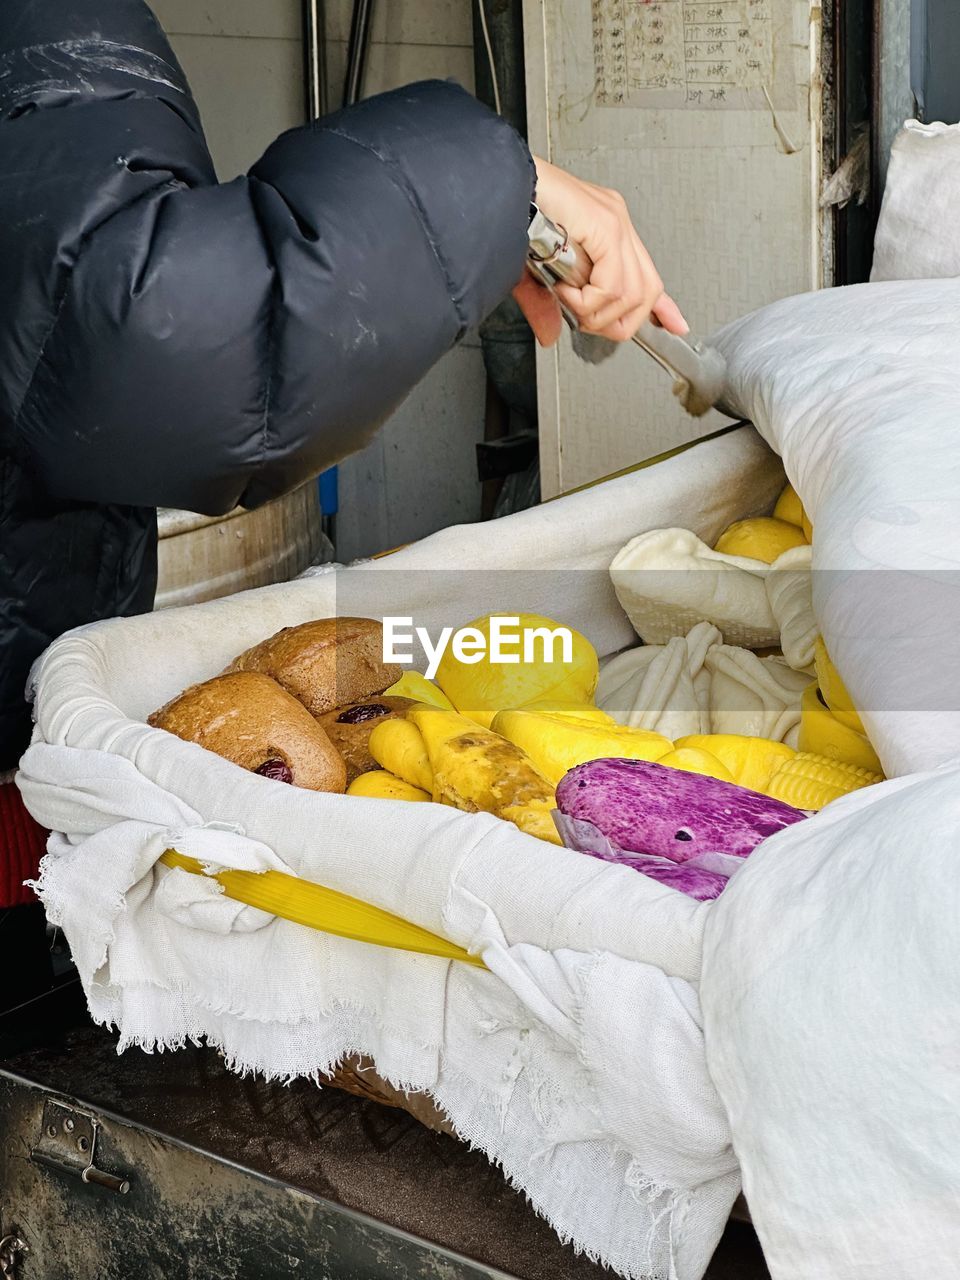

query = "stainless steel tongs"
[526,205,728,418]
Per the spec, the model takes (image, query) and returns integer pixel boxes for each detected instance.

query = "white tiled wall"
[151,0,486,559]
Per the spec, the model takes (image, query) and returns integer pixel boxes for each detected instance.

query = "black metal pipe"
[833,0,875,284]
[301,0,327,122]
[472,0,526,133]
[343,0,375,108]
[302,1,335,545]
[472,1,539,515]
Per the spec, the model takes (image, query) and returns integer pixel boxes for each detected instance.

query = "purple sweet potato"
[553,810,737,900]
[556,757,806,863]
[622,857,730,901]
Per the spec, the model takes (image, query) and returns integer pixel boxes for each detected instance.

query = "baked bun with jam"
[226,618,399,716]
[315,695,415,782]
[149,671,347,793]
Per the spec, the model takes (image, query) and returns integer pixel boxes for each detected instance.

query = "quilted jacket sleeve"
[0,0,535,515]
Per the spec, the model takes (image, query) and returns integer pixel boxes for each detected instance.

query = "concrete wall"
[150,1,304,182]
[151,0,486,560]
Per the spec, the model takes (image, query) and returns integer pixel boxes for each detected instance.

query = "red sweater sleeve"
[0,782,47,907]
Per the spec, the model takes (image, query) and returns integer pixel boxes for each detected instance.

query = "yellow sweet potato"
[346,770,431,802]
[491,707,672,787]
[407,705,561,845]
[368,718,433,793]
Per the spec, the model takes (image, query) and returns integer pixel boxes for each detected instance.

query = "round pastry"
[315,695,415,782]
[148,671,347,793]
[227,617,400,716]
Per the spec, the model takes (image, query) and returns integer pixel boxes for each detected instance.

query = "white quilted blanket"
[703,278,960,1278]
[713,278,960,779]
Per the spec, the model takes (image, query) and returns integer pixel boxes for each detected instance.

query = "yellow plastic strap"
[159,850,486,968]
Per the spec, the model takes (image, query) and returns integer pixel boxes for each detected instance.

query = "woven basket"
[324,1055,455,1136]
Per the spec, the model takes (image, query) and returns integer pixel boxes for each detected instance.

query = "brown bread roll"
[314,695,415,783]
[227,617,399,716]
[149,671,347,793]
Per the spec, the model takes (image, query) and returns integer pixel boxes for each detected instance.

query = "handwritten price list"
[592,0,781,109]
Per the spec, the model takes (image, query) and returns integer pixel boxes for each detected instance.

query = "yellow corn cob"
[798,683,882,776]
[765,752,882,811]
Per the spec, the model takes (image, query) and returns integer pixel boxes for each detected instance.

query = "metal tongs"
[526,205,728,418]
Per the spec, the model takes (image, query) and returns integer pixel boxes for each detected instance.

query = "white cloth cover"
[871,120,960,282]
[18,428,783,1280]
[700,279,960,1277]
[701,763,960,1278]
[596,623,811,743]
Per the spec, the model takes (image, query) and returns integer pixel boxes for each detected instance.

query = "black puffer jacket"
[0,1,534,773]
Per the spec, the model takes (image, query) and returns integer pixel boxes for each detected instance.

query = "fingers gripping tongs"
[526,205,728,418]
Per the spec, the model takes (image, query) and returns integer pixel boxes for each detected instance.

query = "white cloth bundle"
[703,761,960,1278]
[713,277,960,779]
[597,622,811,744]
[610,528,817,677]
[610,528,780,649]
[871,120,960,282]
[597,622,718,739]
[704,647,810,744]
[763,544,817,672]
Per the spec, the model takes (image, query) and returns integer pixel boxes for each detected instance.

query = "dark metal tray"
[0,981,768,1279]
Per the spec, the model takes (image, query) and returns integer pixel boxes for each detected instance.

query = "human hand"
[512,157,688,347]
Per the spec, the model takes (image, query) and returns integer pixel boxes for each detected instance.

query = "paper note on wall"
[524,0,820,497]
[591,0,795,110]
